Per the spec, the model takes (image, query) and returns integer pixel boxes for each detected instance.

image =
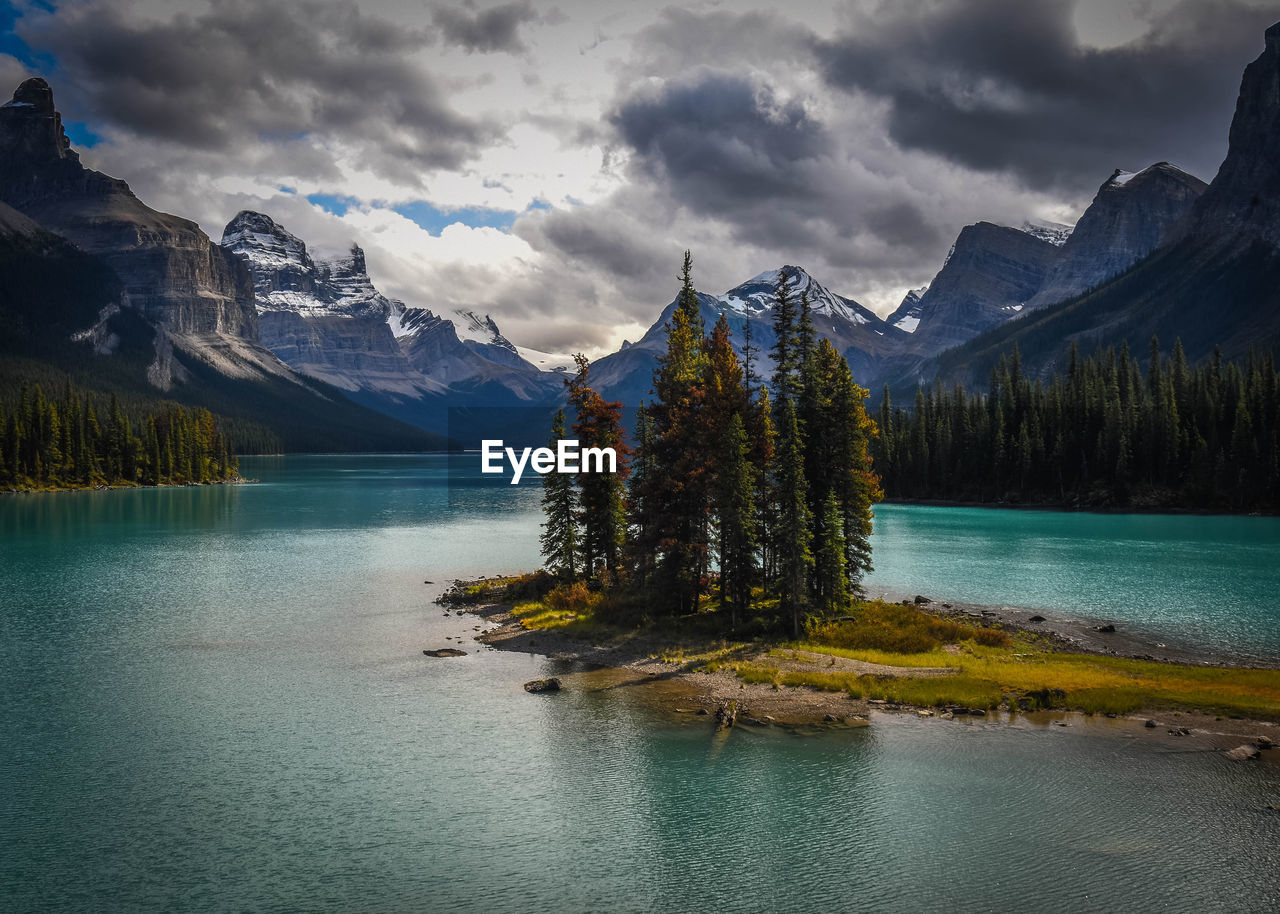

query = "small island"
[440,259,1280,758]
[440,572,1280,755]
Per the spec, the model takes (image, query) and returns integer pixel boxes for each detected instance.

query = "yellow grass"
[750,640,1280,717]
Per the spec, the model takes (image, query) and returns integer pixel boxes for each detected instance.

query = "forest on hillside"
[875,342,1279,512]
[0,382,240,491]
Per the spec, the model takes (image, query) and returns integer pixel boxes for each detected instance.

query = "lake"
[2,455,1278,911]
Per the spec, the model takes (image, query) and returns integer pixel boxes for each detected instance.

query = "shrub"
[545,580,599,615]
[972,627,1011,648]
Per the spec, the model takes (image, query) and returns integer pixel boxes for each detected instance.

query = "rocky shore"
[442,593,1280,758]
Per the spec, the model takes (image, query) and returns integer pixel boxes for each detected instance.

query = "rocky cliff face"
[221,211,440,397]
[220,210,559,407]
[0,79,260,345]
[905,223,1059,353]
[919,20,1280,395]
[1027,163,1207,310]
[1192,22,1280,248]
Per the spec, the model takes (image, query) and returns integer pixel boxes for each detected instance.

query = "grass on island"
[439,573,1280,721]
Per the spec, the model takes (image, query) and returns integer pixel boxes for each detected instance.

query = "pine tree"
[815,491,849,613]
[540,408,579,581]
[638,252,712,614]
[566,356,629,581]
[774,398,813,637]
[714,412,758,627]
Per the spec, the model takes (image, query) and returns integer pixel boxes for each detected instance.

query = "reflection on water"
[1,455,1278,912]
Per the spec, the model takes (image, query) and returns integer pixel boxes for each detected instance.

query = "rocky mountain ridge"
[219,210,560,412]
[0,78,281,389]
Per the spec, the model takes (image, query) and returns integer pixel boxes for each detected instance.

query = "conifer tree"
[774,398,813,636]
[714,412,758,627]
[638,252,712,613]
[540,408,578,581]
[567,356,629,580]
[815,491,849,613]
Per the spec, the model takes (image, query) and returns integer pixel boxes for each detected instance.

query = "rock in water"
[1226,744,1261,761]
[715,701,738,730]
[423,648,467,658]
[523,678,561,693]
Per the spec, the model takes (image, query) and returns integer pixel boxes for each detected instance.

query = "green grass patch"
[806,600,1010,653]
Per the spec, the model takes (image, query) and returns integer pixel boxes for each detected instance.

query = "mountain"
[588,265,908,406]
[1026,163,1207,310]
[0,78,281,389]
[220,210,563,436]
[886,285,927,334]
[891,162,1207,366]
[220,211,441,400]
[899,222,1062,354]
[921,21,1280,391]
[0,80,444,452]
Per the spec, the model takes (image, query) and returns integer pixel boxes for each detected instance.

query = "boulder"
[1094,623,1117,633]
[1254,736,1274,750]
[1145,719,1158,728]
[423,648,467,657]
[914,595,932,605]
[715,701,738,730]
[523,678,561,693]
[1028,615,1046,623]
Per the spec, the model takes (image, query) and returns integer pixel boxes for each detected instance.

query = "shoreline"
[447,594,1280,753]
[2,477,249,496]
[881,497,1276,518]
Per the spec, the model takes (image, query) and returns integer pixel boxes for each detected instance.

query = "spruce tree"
[815,491,849,613]
[774,398,813,636]
[540,408,579,581]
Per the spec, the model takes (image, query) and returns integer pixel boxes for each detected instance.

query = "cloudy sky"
[2,0,1276,356]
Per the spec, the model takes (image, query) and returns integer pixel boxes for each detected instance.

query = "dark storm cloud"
[514,194,676,284]
[431,0,538,54]
[816,0,1278,192]
[613,69,830,211]
[606,65,940,267]
[16,0,496,178]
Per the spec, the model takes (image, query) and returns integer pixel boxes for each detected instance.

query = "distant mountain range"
[2,20,1279,449]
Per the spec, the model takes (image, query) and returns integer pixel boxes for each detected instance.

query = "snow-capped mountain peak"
[221,213,388,320]
[452,309,519,356]
[221,211,310,274]
[717,265,873,325]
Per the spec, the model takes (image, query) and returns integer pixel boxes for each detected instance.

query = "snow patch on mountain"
[717,266,873,325]
[1019,220,1074,246]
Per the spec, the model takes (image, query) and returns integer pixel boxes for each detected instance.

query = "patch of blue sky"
[305,193,555,230]
[306,193,359,217]
[62,120,100,147]
[1,1,56,72]
[393,201,517,233]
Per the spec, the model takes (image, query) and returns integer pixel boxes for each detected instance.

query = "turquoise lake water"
[2,454,1279,911]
